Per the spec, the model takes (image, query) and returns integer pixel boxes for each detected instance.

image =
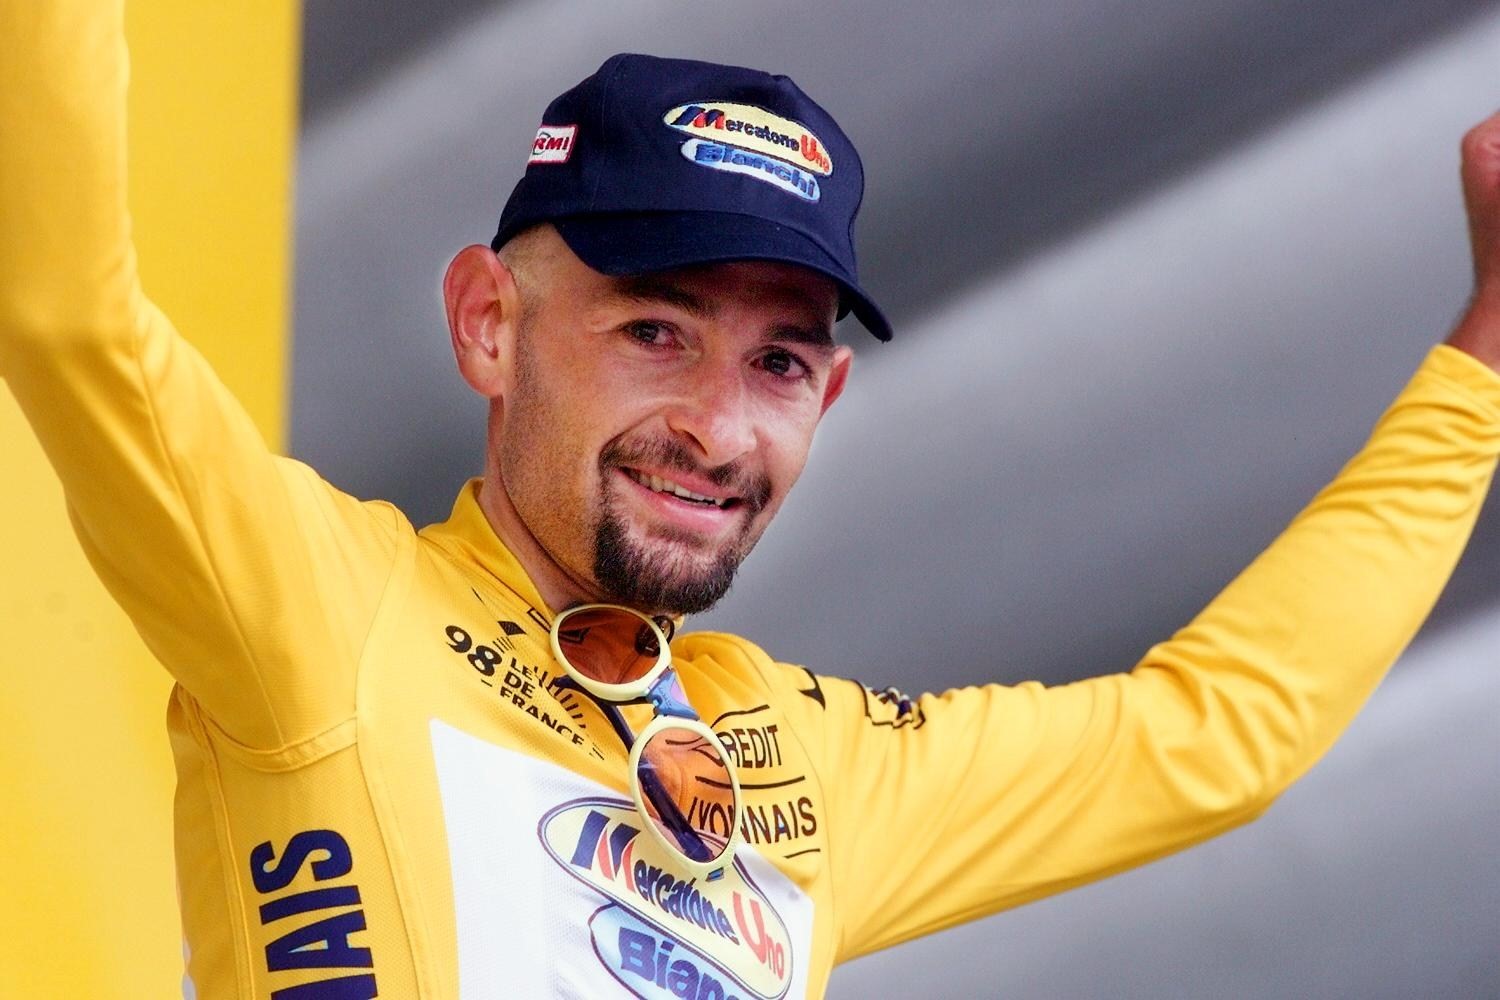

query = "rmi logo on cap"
[529,124,577,165]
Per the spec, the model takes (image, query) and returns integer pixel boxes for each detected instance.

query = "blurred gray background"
[294,2,1500,996]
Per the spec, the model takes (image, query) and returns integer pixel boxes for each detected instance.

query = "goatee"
[593,437,772,614]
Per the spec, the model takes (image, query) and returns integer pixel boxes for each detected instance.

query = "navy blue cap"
[491,53,892,341]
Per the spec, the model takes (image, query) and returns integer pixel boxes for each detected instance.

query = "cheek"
[499,377,600,524]
[759,415,822,498]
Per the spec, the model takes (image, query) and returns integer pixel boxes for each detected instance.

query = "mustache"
[601,437,773,514]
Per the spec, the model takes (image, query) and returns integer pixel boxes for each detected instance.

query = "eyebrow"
[769,322,836,349]
[614,275,836,348]
[617,275,716,320]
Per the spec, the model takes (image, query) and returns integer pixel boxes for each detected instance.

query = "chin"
[592,515,757,615]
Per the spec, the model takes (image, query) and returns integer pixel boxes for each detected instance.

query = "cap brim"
[551,212,892,342]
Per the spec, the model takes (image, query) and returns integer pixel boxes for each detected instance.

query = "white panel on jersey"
[431,720,815,999]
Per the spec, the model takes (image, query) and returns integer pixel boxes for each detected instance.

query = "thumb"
[1460,109,1500,291]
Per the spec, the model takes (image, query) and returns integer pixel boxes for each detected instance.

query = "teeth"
[627,470,728,507]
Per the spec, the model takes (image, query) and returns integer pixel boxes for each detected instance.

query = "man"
[5,3,1500,998]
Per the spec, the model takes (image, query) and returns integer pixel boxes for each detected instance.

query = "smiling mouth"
[622,468,741,510]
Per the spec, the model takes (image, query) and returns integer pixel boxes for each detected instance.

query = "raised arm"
[805,113,1500,960]
[0,1,400,748]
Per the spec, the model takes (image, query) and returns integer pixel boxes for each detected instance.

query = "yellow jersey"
[5,3,1500,997]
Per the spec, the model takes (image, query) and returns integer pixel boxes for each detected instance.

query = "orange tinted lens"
[635,724,737,865]
[555,608,661,685]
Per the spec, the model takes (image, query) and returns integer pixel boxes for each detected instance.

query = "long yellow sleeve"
[3,1,299,995]
[1,0,395,751]
[0,3,137,342]
[798,345,1500,959]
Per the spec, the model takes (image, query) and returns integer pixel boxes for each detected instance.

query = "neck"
[475,464,599,615]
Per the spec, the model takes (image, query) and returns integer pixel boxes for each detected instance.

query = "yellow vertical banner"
[0,2,298,995]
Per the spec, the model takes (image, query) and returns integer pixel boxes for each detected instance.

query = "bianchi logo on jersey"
[540,798,794,999]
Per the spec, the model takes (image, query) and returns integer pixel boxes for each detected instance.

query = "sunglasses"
[549,604,744,880]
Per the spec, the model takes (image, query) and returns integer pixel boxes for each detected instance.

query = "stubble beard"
[593,438,773,615]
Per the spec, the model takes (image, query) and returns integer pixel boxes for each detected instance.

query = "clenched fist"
[1447,109,1500,371]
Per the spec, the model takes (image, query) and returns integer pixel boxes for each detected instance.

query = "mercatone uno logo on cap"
[664,101,831,203]
[663,102,832,175]
[540,797,794,999]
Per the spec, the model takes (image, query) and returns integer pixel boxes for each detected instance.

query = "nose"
[663,364,757,468]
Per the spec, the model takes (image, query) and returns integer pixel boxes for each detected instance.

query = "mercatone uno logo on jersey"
[539,798,794,999]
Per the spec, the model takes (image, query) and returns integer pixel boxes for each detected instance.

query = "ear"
[818,345,854,417]
[443,244,521,398]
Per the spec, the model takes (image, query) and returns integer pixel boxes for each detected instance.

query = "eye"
[759,347,811,380]
[623,320,675,347]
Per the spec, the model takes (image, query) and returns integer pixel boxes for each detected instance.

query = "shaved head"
[495,224,565,325]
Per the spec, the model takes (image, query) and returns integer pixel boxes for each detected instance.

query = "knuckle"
[1463,113,1500,154]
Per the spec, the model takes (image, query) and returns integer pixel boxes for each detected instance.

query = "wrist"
[1444,288,1500,373]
